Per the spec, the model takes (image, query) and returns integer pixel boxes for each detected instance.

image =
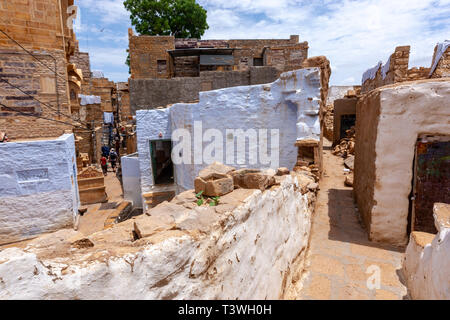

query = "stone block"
[198,161,235,179]
[133,215,175,239]
[231,169,276,191]
[195,173,234,197]
[276,167,290,176]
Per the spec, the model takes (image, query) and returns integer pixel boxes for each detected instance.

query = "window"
[157,60,167,74]
[253,58,264,66]
[70,89,77,100]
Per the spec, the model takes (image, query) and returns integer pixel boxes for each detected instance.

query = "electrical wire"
[0,78,91,129]
[0,102,91,130]
[0,29,69,85]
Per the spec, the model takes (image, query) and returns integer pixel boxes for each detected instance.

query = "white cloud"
[199,0,450,85]
[74,0,450,84]
[77,0,130,24]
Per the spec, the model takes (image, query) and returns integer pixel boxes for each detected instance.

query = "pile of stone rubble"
[332,127,355,187]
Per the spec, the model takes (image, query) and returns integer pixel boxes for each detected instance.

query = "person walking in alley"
[100,155,108,176]
[109,148,118,173]
[101,145,110,158]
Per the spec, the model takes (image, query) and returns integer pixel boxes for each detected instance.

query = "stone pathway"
[296,139,409,300]
[77,167,125,236]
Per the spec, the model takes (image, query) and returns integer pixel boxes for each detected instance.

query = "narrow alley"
[293,139,409,300]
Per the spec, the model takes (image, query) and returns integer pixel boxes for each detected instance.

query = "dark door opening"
[410,135,450,234]
[150,140,174,185]
[340,114,356,141]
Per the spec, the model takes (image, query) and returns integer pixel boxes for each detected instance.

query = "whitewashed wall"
[121,153,142,208]
[137,68,322,193]
[0,174,315,299]
[0,134,78,245]
[403,204,450,300]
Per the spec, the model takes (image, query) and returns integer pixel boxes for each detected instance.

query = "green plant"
[123,0,209,37]
[195,190,204,206]
[209,196,220,207]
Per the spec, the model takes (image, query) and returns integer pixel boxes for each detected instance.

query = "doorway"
[410,135,450,234]
[149,140,174,185]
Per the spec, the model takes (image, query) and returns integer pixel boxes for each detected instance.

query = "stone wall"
[0,133,78,245]
[128,31,308,80]
[130,77,200,112]
[430,43,450,78]
[70,50,91,82]
[361,43,450,94]
[354,79,450,246]
[361,46,410,94]
[0,0,79,140]
[0,171,317,299]
[130,67,278,113]
[264,43,309,74]
[128,32,174,79]
[90,78,115,112]
[0,49,72,140]
[0,0,75,53]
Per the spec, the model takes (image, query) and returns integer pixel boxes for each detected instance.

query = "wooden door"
[411,135,450,233]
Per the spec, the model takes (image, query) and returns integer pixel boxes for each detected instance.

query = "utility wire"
[0,102,91,131]
[0,28,69,84]
[0,78,91,129]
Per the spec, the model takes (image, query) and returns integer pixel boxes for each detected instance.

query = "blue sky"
[74,0,450,85]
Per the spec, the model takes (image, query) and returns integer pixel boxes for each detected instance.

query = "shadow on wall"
[326,189,404,252]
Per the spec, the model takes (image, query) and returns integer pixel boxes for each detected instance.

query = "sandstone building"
[128,30,310,112]
[0,0,82,140]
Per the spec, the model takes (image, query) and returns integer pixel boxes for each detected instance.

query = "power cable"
[0,29,69,84]
[0,78,91,129]
[0,102,91,131]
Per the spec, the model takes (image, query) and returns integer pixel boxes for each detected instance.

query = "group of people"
[100,145,118,176]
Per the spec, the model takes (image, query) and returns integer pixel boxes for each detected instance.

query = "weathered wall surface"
[130,77,200,112]
[403,203,450,299]
[0,134,78,245]
[354,80,450,246]
[130,67,279,113]
[70,50,91,82]
[0,173,316,299]
[136,68,322,193]
[128,32,306,80]
[361,46,410,94]
[361,44,450,94]
[430,42,450,78]
[0,49,72,140]
[90,78,115,112]
[0,0,78,140]
[0,0,75,52]
[129,33,175,79]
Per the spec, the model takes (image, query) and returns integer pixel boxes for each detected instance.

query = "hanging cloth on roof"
[429,40,450,76]
[103,112,114,124]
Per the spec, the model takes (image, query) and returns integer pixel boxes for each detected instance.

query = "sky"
[74,0,450,85]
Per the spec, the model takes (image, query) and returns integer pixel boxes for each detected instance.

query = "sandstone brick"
[195,173,234,197]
